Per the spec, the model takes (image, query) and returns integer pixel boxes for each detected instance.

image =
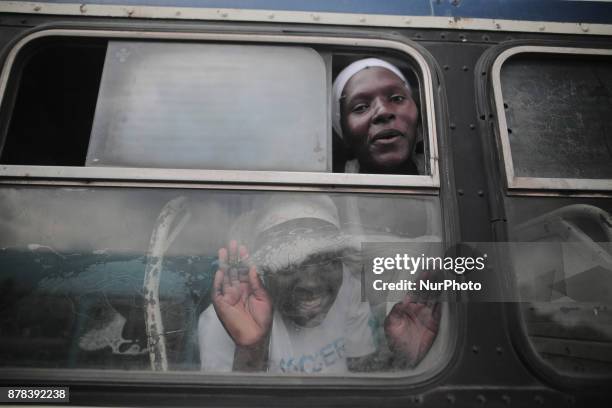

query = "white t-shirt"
[198,268,376,374]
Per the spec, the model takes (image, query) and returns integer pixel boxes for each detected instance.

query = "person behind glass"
[198,196,440,373]
[333,58,421,174]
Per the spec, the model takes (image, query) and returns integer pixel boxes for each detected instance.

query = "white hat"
[332,58,410,139]
[250,195,358,274]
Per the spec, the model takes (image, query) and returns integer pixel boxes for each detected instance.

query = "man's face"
[341,67,419,173]
[266,254,343,328]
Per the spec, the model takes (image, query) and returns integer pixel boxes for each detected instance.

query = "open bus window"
[0,38,106,166]
[0,36,435,179]
[496,51,612,186]
[2,40,330,172]
[0,188,449,376]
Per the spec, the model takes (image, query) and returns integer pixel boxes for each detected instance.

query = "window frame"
[0,29,440,190]
[0,27,459,387]
[492,45,612,192]
[482,43,612,388]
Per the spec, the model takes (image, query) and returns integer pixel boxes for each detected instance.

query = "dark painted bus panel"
[0,6,611,407]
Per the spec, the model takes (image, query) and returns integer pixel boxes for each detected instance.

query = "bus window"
[493,47,612,378]
[0,188,449,376]
[0,31,451,382]
[0,35,438,184]
[494,48,612,190]
[508,199,612,377]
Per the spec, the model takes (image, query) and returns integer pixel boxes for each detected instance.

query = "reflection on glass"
[509,199,612,376]
[0,187,445,375]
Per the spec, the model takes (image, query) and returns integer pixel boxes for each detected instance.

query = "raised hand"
[212,240,273,347]
[383,295,441,367]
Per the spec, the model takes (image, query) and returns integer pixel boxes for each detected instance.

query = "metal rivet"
[462,66,469,71]
[450,123,456,130]
[496,346,503,354]
[477,190,484,197]
[444,65,450,70]
[476,394,486,404]
[446,394,456,404]
[469,123,475,129]
[458,189,464,196]
[472,345,479,353]
[501,394,511,405]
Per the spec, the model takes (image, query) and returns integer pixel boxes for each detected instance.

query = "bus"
[0,0,611,406]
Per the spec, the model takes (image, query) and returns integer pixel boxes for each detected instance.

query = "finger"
[389,301,404,315]
[212,268,225,299]
[401,294,419,307]
[385,303,404,328]
[248,265,268,300]
[432,302,442,325]
[218,247,228,269]
[238,245,251,283]
[387,301,409,321]
[229,240,238,265]
[218,248,230,286]
[239,244,249,261]
[398,296,426,315]
[418,302,441,333]
[228,241,240,284]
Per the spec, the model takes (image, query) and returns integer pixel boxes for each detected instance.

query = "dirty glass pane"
[507,197,612,377]
[87,41,330,172]
[501,55,612,179]
[0,187,447,376]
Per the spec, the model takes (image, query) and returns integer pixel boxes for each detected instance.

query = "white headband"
[332,58,409,139]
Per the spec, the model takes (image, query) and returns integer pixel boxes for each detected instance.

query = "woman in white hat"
[333,58,422,174]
